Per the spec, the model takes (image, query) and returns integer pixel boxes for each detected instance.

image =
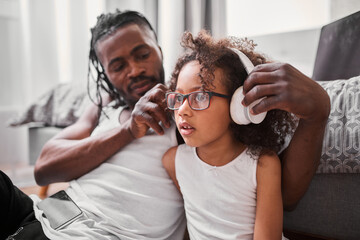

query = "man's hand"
[242,62,331,209]
[130,83,172,138]
[242,63,330,123]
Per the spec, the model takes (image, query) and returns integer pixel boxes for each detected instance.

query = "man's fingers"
[250,95,284,115]
[138,100,171,130]
[252,62,283,73]
[137,110,165,135]
[147,101,171,128]
[243,71,278,94]
[243,63,290,93]
[242,82,283,107]
[145,83,168,103]
[144,85,169,114]
[131,83,172,137]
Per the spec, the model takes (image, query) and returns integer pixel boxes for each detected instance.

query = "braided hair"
[88,10,157,119]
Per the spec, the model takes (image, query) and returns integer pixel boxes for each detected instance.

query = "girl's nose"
[177,98,192,116]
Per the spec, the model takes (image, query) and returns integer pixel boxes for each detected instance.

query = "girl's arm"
[162,146,181,192]
[253,152,283,240]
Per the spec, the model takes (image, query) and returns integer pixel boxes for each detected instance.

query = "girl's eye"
[175,94,183,103]
[195,93,207,102]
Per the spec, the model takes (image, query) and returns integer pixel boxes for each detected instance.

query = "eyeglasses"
[166,91,230,111]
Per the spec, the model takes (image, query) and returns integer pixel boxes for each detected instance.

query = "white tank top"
[32,106,186,240]
[175,144,257,240]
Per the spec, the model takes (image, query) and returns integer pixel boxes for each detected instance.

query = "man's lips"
[131,81,153,95]
[178,122,195,136]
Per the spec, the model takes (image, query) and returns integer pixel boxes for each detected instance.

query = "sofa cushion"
[8,83,90,128]
[284,173,360,239]
[317,75,360,173]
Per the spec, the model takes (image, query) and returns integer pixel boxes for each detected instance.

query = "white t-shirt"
[31,106,186,240]
[175,144,287,240]
[176,144,258,240]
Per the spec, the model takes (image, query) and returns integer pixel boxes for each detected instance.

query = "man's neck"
[119,107,131,124]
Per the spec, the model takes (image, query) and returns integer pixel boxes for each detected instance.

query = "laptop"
[312,10,360,81]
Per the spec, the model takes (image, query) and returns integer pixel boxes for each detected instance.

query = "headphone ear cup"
[230,87,251,125]
[230,86,267,125]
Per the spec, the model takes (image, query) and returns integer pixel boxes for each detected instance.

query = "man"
[1,9,330,239]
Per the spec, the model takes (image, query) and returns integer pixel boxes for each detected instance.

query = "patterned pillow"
[317,76,360,174]
[8,83,90,128]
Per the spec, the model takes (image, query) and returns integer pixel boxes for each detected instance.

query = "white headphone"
[229,48,267,125]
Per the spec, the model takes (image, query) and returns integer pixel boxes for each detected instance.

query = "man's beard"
[121,66,165,107]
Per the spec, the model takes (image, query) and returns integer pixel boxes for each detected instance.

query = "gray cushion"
[8,83,90,128]
[317,76,360,173]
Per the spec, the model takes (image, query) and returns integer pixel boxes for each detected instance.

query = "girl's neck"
[196,136,246,167]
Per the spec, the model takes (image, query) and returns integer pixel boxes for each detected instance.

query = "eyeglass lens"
[167,92,210,110]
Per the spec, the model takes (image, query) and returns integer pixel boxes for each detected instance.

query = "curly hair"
[88,9,157,120]
[169,30,297,154]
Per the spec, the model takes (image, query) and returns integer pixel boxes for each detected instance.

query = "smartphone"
[37,190,83,230]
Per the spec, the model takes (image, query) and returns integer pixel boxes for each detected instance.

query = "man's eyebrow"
[130,44,149,55]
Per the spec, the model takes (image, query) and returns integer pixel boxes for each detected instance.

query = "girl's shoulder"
[162,145,179,165]
[258,149,279,164]
[256,150,281,179]
[162,144,192,167]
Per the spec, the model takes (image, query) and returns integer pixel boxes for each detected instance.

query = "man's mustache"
[128,75,158,90]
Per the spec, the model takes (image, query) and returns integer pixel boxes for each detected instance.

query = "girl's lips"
[178,122,195,136]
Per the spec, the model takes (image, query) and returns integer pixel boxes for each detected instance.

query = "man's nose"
[127,61,146,77]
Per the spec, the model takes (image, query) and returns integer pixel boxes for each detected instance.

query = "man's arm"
[35,84,171,186]
[242,63,330,210]
[279,113,327,210]
[34,102,135,185]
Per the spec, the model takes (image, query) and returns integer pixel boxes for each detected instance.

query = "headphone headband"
[229,48,254,74]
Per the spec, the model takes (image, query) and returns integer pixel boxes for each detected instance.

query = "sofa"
[8,11,360,240]
[283,11,360,240]
[283,77,360,240]
[8,82,90,165]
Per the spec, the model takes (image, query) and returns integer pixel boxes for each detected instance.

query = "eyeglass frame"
[165,91,230,111]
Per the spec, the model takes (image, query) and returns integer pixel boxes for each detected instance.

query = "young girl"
[162,31,296,240]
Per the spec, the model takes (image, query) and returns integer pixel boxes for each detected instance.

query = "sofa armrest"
[28,126,63,165]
